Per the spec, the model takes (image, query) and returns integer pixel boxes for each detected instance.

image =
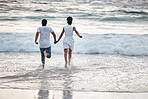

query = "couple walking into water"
[35,16,82,69]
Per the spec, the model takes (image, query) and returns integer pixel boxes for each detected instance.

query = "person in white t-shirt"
[56,16,82,68]
[35,19,56,68]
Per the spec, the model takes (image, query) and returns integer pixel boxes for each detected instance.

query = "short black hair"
[42,19,47,26]
[67,16,73,25]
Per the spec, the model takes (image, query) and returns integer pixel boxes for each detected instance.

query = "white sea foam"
[0,33,148,56]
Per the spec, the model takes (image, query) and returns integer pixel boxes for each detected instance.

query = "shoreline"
[0,89,148,99]
[0,52,148,99]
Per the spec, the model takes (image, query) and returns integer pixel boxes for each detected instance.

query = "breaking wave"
[0,33,148,56]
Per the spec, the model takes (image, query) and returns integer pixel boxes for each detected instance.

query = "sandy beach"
[0,52,148,99]
[0,0,148,98]
[0,89,148,99]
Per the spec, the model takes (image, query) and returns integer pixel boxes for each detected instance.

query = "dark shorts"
[40,46,51,62]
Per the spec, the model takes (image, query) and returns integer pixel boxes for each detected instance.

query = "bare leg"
[64,49,68,68]
[42,61,45,69]
[68,49,72,65]
[44,51,49,57]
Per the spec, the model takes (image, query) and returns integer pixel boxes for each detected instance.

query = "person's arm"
[51,31,56,44]
[35,32,40,44]
[73,27,82,38]
[57,28,64,43]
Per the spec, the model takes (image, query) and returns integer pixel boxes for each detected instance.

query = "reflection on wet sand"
[63,72,73,99]
[38,71,50,99]
[38,90,49,99]
[37,69,73,99]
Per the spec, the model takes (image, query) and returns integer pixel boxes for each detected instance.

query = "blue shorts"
[40,46,51,62]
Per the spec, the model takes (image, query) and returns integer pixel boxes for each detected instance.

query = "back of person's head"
[42,19,47,26]
[67,16,73,25]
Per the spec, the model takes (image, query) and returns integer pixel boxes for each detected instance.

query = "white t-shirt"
[37,26,53,48]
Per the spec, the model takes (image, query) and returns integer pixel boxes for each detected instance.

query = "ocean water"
[0,0,148,34]
[0,0,148,97]
[0,0,148,55]
[0,33,148,56]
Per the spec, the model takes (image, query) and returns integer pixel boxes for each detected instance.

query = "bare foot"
[42,64,45,69]
[44,51,49,57]
[65,62,68,68]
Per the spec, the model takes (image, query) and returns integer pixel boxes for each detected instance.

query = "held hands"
[54,35,82,44]
[54,41,57,44]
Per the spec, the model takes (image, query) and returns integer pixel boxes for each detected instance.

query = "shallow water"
[0,52,148,92]
[0,1,148,98]
[1,89,148,99]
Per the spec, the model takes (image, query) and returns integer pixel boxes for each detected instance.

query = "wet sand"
[0,52,148,99]
[0,89,148,99]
